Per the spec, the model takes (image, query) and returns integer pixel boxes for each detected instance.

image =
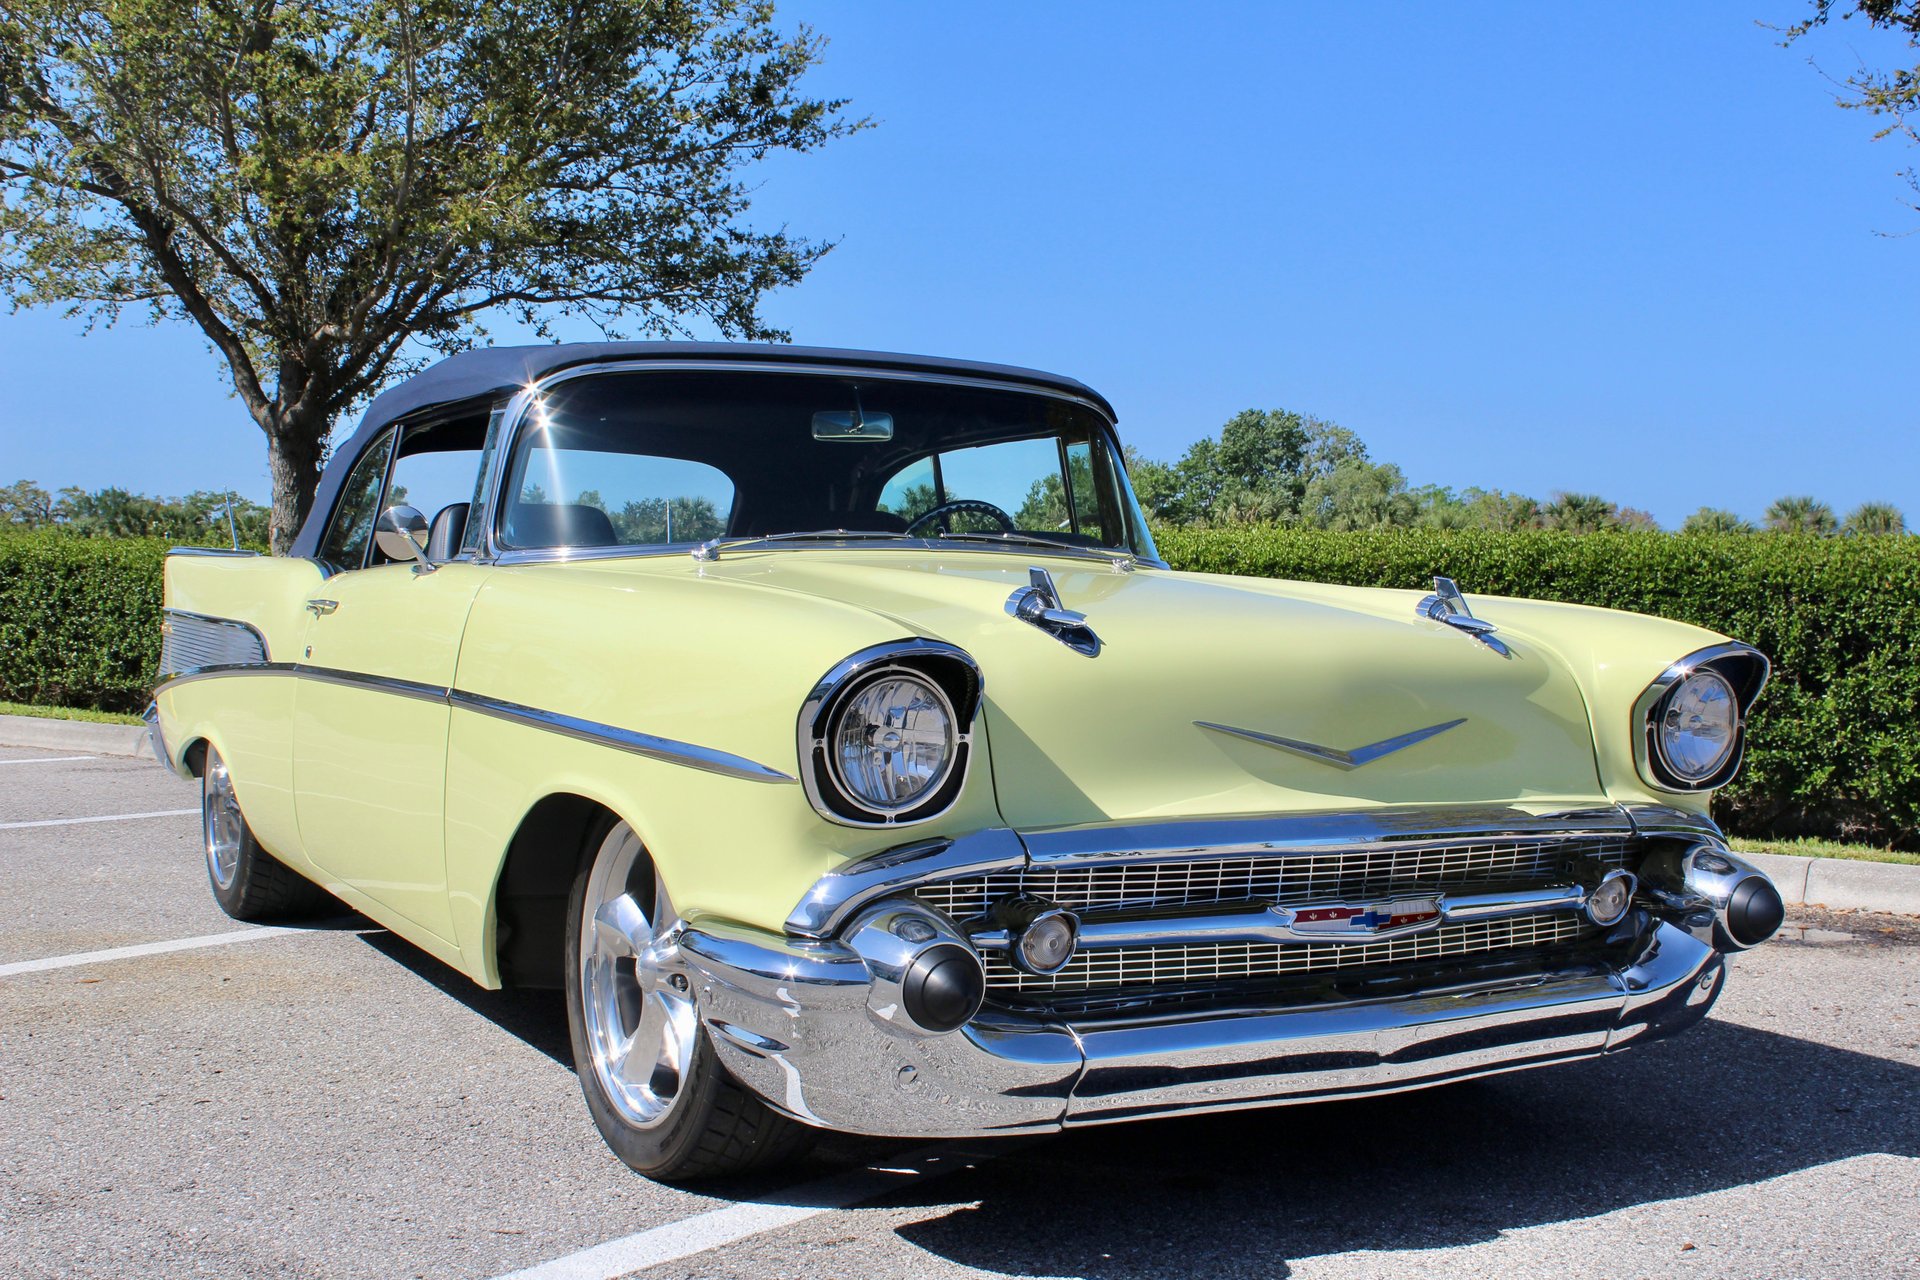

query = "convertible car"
[148,343,1785,1180]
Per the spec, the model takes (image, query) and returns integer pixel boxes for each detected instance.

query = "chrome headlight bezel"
[1632,642,1770,793]
[798,639,982,827]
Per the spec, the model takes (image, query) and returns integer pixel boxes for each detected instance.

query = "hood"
[690,549,1607,828]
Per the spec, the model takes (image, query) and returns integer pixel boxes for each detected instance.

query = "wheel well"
[492,794,617,989]
[183,738,209,778]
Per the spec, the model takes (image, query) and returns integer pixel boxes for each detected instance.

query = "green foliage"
[0,533,167,712]
[1784,1,1920,215]
[1765,495,1839,535]
[1,0,865,549]
[1155,525,1920,845]
[1,478,269,543]
[1844,500,1907,535]
[1683,507,1754,534]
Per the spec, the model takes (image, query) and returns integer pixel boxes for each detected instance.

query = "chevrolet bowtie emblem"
[1195,717,1467,769]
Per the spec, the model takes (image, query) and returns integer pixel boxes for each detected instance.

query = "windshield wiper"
[936,531,1135,568]
[689,530,913,561]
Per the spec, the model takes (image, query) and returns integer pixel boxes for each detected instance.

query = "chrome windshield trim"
[450,689,795,784]
[786,828,1028,938]
[1019,805,1636,868]
[478,359,1137,565]
[969,883,1593,952]
[491,537,1151,570]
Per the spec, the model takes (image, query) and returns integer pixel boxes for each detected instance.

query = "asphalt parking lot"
[2,744,1917,1280]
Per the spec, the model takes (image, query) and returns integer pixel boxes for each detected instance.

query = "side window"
[377,418,487,565]
[319,428,396,571]
[876,457,937,523]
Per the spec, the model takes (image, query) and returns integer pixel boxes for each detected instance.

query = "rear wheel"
[564,818,815,1181]
[200,747,325,921]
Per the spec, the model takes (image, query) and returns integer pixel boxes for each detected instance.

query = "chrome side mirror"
[374,504,434,571]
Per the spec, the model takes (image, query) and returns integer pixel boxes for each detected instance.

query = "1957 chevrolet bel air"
[148,343,1786,1180]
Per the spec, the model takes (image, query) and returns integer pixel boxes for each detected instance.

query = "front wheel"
[200,747,326,921]
[564,819,815,1181]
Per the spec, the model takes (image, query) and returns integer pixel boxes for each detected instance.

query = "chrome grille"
[913,837,1629,922]
[987,911,1593,995]
[160,611,267,675]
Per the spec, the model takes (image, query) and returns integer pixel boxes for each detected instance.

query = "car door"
[292,411,494,943]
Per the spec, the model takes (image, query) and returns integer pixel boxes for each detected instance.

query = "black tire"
[200,746,326,922]
[563,818,816,1181]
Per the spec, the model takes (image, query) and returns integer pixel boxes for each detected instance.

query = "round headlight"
[828,671,958,814]
[1657,669,1739,783]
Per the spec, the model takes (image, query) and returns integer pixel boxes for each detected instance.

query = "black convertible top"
[291,342,1114,559]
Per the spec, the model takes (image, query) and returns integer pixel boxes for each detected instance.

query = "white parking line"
[491,1144,1003,1280]
[0,808,198,830]
[0,926,298,977]
[0,755,99,765]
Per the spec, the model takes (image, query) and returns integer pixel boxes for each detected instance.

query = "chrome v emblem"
[1195,718,1467,770]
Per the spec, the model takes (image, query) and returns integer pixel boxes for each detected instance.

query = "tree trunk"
[265,427,325,556]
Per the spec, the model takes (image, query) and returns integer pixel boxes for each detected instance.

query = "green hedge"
[3,528,1914,843]
[0,534,168,714]
[1157,527,1920,844]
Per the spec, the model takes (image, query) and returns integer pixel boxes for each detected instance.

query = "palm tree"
[1764,496,1837,535]
[1682,507,1753,534]
[1843,501,1907,536]
[1542,492,1618,534]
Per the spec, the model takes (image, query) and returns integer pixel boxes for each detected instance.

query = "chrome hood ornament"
[1006,566,1101,657]
[1418,576,1510,656]
[1196,717,1467,770]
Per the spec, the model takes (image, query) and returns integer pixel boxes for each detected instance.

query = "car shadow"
[355,927,575,1066]
[876,1019,1920,1278]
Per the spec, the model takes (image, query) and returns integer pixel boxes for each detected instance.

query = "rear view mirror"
[812,409,894,442]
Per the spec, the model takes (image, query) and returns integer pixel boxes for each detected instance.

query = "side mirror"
[374,504,434,571]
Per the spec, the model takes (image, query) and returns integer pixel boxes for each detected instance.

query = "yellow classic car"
[147,343,1784,1180]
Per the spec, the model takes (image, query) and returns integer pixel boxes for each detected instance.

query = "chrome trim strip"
[152,663,792,785]
[450,689,795,784]
[165,546,261,558]
[141,701,170,771]
[1621,803,1724,842]
[972,883,1591,951]
[1018,805,1635,868]
[1195,718,1466,770]
[786,828,1028,938]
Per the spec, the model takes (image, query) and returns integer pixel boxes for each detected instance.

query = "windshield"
[495,370,1158,560]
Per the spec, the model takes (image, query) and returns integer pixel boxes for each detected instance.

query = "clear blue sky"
[2,1,1913,527]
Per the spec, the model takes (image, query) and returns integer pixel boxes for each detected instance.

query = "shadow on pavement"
[356,927,574,1066]
[882,1020,1920,1278]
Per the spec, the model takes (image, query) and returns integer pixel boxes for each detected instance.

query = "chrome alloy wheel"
[578,822,698,1130]
[202,752,244,891]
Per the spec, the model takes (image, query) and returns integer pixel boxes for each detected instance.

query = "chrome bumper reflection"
[681,917,1723,1139]
[141,701,171,771]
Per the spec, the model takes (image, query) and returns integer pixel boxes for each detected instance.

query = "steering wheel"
[906,499,1018,538]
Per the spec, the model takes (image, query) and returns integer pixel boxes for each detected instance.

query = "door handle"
[306,599,339,617]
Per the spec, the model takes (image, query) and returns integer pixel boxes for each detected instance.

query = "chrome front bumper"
[681,916,1726,1138]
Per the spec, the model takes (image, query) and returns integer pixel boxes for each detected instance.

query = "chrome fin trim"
[159,609,270,675]
[1195,717,1466,770]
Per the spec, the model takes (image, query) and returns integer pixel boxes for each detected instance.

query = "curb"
[0,713,151,760]
[1737,848,1920,918]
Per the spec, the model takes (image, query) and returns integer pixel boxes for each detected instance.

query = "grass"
[1731,836,1920,867]
[0,700,144,726]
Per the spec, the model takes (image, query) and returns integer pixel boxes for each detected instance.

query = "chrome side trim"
[1195,717,1466,771]
[165,546,261,558]
[1019,805,1635,868]
[786,828,1028,938]
[141,701,170,770]
[1631,641,1771,794]
[450,689,796,784]
[153,663,792,785]
[159,609,270,674]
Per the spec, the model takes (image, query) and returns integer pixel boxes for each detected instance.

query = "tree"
[1784,1,1920,216]
[1301,460,1415,531]
[1682,507,1754,534]
[1844,500,1908,535]
[1,0,864,551]
[1765,495,1839,534]
[1542,492,1619,534]
[0,479,56,527]
[1121,446,1181,524]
